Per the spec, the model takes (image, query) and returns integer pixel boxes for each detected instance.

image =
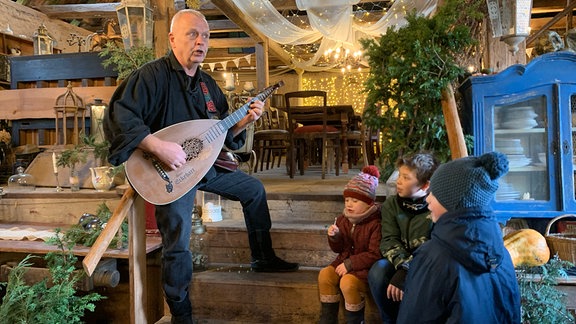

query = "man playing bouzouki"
[104,9,298,324]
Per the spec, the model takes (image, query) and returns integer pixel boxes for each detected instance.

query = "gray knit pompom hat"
[429,152,509,212]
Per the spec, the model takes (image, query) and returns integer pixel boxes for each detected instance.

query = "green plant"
[99,42,155,81]
[59,203,128,248]
[517,255,575,324]
[359,0,481,179]
[81,134,110,167]
[0,236,104,323]
[56,143,88,171]
[58,134,114,167]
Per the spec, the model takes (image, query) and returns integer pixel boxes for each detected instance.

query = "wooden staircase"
[184,184,383,323]
[150,165,386,323]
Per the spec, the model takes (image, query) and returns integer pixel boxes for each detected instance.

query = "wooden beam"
[31,3,120,20]
[210,37,255,48]
[210,0,292,66]
[209,0,264,42]
[532,0,570,14]
[527,1,576,46]
[209,19,241,33]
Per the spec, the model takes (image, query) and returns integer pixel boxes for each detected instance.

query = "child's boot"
[319,302,339,324]
[344,307,364,324]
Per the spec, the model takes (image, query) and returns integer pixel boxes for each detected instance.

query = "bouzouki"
[125,81,284,205]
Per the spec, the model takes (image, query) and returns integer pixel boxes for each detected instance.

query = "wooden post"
[129,194,147,324]
[440,83,468,159]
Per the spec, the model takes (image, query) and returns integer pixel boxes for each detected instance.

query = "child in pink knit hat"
[318,166,382,324]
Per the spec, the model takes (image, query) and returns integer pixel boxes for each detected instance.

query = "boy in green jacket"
[367,152,439,323]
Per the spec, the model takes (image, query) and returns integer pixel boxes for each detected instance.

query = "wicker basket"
[545,214,576,264]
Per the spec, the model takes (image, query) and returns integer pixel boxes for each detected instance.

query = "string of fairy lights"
[302,73,370,114]
[279,2,393,71]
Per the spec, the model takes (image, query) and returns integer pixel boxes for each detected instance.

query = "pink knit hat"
[343,166,380,204]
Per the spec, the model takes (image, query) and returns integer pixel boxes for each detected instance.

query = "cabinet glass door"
[568,91,576,208]
[489,93,555,211]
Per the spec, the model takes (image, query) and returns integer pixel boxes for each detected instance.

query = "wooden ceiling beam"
[209,37,255,49]
[210,0,291,66]
[31,3,120,20]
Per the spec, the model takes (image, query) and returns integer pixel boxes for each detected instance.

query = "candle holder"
[54,172,63,192]
[52,151,63,192]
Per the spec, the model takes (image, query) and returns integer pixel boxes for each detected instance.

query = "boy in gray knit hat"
[397,152,521,323]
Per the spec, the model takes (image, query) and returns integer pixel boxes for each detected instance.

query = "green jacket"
[380,195,433,269]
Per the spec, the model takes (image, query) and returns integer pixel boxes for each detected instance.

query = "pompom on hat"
[430,152,509,212]
[344,166,380,204]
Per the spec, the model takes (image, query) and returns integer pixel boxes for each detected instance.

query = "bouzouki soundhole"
[181,138,204,161]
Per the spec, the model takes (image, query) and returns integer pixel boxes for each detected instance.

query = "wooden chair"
[225,94,256,174]
[253,106,289,172]
[284,90,341,179]
[345,116,369,168]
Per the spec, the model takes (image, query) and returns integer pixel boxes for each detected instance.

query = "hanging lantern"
[33,24,53,55]
[116,0,154,49]
[486,0,533,53]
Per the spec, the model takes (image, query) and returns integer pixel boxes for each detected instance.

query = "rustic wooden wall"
[0,0,92,54]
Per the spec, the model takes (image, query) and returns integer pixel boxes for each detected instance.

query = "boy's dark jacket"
[328,204,382,282]
[380,195,432,268]
[398,207,521,323]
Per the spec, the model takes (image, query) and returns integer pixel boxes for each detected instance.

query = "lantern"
[54,82,86,146]
[116,0,154,49]
[486,0,533,53]
[33,24,53,55]
[88,99,108,144]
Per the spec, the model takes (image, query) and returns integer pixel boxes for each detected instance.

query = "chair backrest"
[284,90,327,108]
[284,91,329,132]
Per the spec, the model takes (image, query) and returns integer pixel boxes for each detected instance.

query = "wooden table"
[279,105,356,173]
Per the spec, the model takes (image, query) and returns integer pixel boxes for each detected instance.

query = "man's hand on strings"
[246,99,264,123]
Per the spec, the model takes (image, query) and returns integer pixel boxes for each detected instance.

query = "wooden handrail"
[82,186,135,276]
[526,1,576,46]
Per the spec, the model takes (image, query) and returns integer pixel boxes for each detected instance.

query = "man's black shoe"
[251,256,299,272]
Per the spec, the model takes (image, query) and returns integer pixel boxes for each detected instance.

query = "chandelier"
[323,46,364,73]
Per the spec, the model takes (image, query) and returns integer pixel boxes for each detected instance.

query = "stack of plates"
[499,106,539,129]
[496,180,521,201]
[495,138,531,168]
[495,138,524,155]
[507,154,532,168]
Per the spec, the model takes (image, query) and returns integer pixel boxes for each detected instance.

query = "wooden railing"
[82,187,150,324]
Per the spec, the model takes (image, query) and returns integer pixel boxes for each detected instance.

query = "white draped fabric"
[234,0,438,71]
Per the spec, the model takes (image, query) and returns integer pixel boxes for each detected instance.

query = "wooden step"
[189,266,380,324]
[203,220,336,268]
[157,167,386,323]
[183,221,381,323]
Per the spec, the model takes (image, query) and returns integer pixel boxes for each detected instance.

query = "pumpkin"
[503,229,550,267]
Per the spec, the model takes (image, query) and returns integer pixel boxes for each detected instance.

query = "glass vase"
[69,168,80,192]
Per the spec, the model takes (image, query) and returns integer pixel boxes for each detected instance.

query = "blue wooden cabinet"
[459,51,576,221]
